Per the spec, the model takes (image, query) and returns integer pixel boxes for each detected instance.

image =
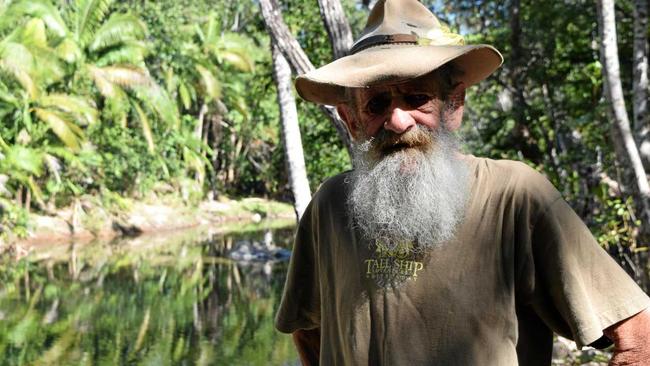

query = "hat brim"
[295,44,503,105]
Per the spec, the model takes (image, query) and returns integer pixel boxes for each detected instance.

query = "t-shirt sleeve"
[521,197,650,348]
[275,200,321,334]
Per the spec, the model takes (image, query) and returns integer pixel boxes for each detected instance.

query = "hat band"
[349,34,418,55]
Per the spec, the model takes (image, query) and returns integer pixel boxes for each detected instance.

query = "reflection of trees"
[0,228,297,364]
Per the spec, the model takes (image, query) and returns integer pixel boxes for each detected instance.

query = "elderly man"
[275,0,650,365]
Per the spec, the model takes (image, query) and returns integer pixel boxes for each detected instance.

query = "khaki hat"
[295,0,503,105]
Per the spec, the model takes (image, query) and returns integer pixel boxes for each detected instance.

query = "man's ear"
[443,82,466,132]
[336,103,358,140]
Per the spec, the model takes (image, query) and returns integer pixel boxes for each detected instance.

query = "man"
[275,0,650,365]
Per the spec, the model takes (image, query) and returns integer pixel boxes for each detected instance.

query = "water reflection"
[0,226,299,365]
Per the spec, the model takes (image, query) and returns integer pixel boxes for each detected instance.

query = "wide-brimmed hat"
[295,0,503,105]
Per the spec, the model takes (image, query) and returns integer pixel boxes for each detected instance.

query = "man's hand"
[604,308,650,365]
[293,328,320,365]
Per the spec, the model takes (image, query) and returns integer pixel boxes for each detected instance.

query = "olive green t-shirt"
[275,156,650,365]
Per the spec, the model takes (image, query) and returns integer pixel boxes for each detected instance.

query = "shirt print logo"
[364,241,425,286]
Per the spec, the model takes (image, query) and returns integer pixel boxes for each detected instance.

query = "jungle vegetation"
[0,0,648,258]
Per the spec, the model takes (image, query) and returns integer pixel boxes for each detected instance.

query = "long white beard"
[347,126,470,252]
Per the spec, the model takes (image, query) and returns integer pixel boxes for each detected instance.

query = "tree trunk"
[596,0,650,227]
[507,0,543,163]
[259,0,353,157]
[633,0,650,167]
[317,0,354,60]
[271,43,312,220]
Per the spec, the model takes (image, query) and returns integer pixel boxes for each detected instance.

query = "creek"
[0,224,299,365]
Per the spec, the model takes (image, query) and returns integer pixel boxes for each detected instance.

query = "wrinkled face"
[350,72,453,135]
[337,69,471,259]
[337,70,466,161]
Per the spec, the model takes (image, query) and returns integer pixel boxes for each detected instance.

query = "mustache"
[369,126,436,156]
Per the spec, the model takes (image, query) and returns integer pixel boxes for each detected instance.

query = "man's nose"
[385,106,416,134]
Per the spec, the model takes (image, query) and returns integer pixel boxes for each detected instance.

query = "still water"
[0,225,299,365]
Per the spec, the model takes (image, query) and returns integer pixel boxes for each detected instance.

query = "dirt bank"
[2,196,296,254]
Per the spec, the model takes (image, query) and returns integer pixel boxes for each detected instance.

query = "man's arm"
[604,307,650,365]
[293,328,320,365]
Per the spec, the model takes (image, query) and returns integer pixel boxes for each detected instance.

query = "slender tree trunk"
[507,0,542,163]
[633,0,650,167]
[259,0,353,157]
[317,0,354,60]
[196,102,208,141]
[271,43,312,220]
[209,113,223,198]
[596,0,650,226]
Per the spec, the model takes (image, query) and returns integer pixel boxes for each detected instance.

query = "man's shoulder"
[471,156,561,206]
[315,171,352,195]
[472,156,537,176]
[472,156,550,185]
[309,170,353,208]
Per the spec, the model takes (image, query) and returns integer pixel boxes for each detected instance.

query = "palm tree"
[7,0,178,152]
[0,16,97,151]
[162,13,256,187]
[0,18,98,209]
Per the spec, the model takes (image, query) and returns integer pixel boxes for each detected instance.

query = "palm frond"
[19,44,65,87]
[43,153,61,184]
[230,96,249,122]
[5,145,44,176]
[104,96,128,127]
[202,13,219,47]
[183,146,205,186]
[219,50,254,73]
[0,78,20,106]
[38,93,98,125]
[212,32,257,72]
[178,80,192,110]
[33,107,85,150]
[132,83,179,129]
[132,101,154,153]
[74,0,112,48]
[6,0,68,39]
[94,40,147,67]
[54,37,82,63]
[86,64,120,97]
[0,41,44,98]
[90,65,151,87]
[21,18,47,47]
[193,23,205,45]
[163,66,175,94]
[0,41,34,71]
[27,175,45,205]
[89,13,147,53]
[195,64,221,102]
[0,62,38,100]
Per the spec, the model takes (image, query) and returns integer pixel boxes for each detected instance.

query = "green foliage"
[0,198,31,238]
